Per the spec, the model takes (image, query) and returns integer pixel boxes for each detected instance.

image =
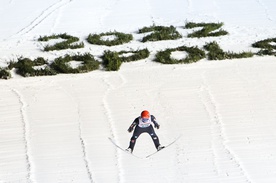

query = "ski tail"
[146,134,182,158]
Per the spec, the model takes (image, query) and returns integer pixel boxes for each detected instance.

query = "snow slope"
[1,0,276,182]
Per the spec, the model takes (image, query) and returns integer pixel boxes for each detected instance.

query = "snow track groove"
[60,85,94,183]
[11,88,34,183]
[102,74,124,183]
[199,72,252,183]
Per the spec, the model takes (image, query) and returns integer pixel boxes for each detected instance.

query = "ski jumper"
[127,115,161,151]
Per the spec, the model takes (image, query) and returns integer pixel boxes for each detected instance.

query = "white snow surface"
[1,0,276,183]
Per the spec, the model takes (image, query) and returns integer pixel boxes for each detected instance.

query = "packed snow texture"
[1,0,276,182]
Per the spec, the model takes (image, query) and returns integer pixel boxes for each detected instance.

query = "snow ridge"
[199,73,252,182]
[11,88,34,183]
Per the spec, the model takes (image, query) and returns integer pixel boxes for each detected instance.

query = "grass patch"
[9,57,57,77]
[118,49,150,62]
[185,22,228,38]
[38,33,84,51]
[50,53,99,74]
[204,41,254,60]
[101,49,150,71]
[0,68,11,79]
[252,38,276,56]
[139,25,182,42]
[87,31,133,46]
[155,46,205,64]
[101,50,122,71]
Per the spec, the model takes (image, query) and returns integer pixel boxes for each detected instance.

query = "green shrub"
[252,38,276,56]
[204,41,254,60]
[185,22,228,38]
[87,31,133,46]
[256,49,276,56]
[50,53,99,73]
[139,25,182,42]
[118,49,150,62]
[0,68,11,79]
[101,51,122,71]
[9,57,56,77]
[38,33,84,51]
[155,46,205,64]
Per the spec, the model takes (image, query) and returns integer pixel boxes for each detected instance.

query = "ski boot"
[157,145,165,151]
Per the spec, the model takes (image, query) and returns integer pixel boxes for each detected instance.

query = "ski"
[108,135,182,159]
[108,137,142,158]
[145,135,182,158]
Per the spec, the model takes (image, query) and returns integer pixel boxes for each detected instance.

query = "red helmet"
[141,110,150,119]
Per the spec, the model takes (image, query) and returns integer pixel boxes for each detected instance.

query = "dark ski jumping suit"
[127,115,161,152]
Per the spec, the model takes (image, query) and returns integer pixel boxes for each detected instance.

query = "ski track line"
[12,0,72,37]
[145,0,155,24]
[99,0,120,29]
[50,4,63,34]
[59,85,94,183]
[10,88,34,183]
[212,0,220,20]
[102,73,126,183]
[150,78,182,178]
[256,0,274,22]
[199,72,252,183]
[213,0,219,9]
[187,0,192,13]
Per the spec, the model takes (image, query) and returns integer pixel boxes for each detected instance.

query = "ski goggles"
[141,118,149,122]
